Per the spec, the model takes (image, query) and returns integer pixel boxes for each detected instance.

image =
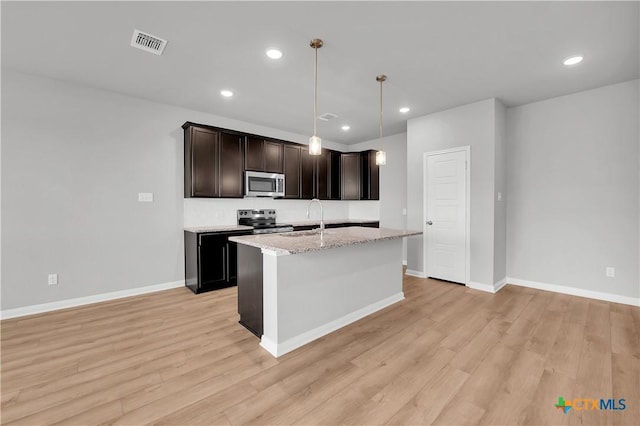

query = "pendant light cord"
[313,44,318,137]
[379,78,384,151]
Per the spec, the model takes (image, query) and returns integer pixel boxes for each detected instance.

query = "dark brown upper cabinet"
[341,153,361,200]
[360,150,380,200]
[183,123,243,198]
[219,132,244,198]
[184,125,219,197]
[316,149,341,200]
[300,146,316,199]
[184,121,377,201]
[316,150,329,200]
[245,137,283,174]
[244,137,264,172]
[264,141,283,173]
[283,144,301,199]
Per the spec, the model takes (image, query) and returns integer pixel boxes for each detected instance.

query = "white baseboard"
[507,277,640,307]
[467,281,497,293]
[0,280,185,320]
[405,269,426,278]
[260,292,405,357]
[467,278,507,294]
[494,277,507,292]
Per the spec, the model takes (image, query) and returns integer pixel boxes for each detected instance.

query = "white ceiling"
[2,1,638,144]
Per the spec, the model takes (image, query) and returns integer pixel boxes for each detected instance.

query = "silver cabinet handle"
[426,221,433,225]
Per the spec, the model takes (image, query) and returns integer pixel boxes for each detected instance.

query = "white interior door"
[424,148,468,284]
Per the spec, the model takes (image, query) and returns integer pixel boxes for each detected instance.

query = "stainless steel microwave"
[245,171,285,198]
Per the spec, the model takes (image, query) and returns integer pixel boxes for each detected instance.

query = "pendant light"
[375,74,387,165]
[309,38,323,156]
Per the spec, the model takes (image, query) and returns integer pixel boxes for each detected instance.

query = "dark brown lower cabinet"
[184,229,252,294]
[237,244,263,337]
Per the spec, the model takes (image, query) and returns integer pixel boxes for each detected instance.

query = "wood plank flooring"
[1,275,638,425]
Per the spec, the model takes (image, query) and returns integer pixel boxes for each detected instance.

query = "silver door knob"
[426,221,433,225]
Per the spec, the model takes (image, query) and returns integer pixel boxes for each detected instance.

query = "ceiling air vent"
[130,29,167,56]
[318,113,338,121]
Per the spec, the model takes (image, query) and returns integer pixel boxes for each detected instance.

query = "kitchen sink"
[281,229,327,237]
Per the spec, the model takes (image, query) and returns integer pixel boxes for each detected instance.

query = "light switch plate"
[48,274,58,285]
[138,192,153,202]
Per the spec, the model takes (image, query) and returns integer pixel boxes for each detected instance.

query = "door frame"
[423,146,471,285]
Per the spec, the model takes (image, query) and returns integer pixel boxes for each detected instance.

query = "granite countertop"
[287,219,379,226]
[229,226,422,256]
[184,225,254,233]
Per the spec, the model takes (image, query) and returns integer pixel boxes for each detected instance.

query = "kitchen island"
[229,227,421,357]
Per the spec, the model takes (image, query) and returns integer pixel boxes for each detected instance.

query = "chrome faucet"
[306,198,324,235]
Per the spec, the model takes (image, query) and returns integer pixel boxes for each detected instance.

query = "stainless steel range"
[237,209,293,234]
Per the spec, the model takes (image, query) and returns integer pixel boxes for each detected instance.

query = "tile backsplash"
[184,198,380,227]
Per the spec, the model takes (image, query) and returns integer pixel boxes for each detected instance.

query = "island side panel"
[261,238,404,357]
[237,244,263,337]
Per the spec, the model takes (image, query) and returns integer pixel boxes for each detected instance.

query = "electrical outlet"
[138,192,153,202]
[48,274,58,285]
[606,267,615,278]
[402,208,407,216]
[497,192,502,201]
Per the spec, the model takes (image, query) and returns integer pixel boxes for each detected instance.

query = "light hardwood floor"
[1,275,639,425]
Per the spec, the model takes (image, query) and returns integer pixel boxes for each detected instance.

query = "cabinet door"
[188,127,219,197]
[329,151,341,200]
[264,141,283,173]
[226,241,238,283]
[245,137,264,171]
[369,152,380,200]
[198,234,227,290]
[219,132,244,198]
[283,144,301,198]
[341,153,360,200]
[361,150,380,200]
[316,150,329,200]
[300,146,316,199]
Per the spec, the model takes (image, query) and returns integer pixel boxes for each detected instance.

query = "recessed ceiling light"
[220,90,234,97]
[266,48,283,59]
[399,107,410,113]
[563,55,583,66]
[341,125,350,131]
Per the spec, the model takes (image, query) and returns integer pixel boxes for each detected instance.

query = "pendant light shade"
[309,135,322,155]
[309,39,323,156]
[376,74,387,166]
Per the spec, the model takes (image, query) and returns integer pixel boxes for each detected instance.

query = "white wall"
[1,71,353,311]
[349,133,408,261]
[494,101,507,284]
[407,99,501,286]
[506,80,639,300]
